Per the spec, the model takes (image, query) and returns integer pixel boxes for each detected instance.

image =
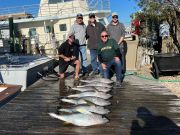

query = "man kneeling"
[98,31,122,87]
[58,33,80,80]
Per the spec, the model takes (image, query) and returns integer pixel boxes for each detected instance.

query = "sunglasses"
[77,17,83,19]
[101,35,108,38]
[112,16,118,19]
[89,16,95,18]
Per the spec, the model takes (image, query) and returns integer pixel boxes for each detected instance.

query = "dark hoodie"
[86,21,106,49]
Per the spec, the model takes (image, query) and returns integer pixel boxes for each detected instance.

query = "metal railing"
[0,0,110,18]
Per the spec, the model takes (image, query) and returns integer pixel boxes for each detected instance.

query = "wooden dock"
[0,75,180,135]
[0,84,21,107]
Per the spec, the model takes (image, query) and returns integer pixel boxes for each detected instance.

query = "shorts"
[59,59,76,74]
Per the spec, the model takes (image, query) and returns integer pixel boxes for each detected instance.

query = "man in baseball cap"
[111,12,118,17]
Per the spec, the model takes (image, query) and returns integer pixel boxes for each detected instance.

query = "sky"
[0,0,140,25]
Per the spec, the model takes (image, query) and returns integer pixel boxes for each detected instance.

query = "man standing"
[98,31,122,87]
[69,13,88,77]
[58,33,80,80]
[107,12,126,80]
[86,13,106,76]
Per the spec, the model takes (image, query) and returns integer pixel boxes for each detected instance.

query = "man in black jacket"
[58,33,80,80]
[86,13,106,76]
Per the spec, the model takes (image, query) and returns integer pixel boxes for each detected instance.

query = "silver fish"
[80,78,113,84]
[77,83,112,88]
[59,105,110,115]
[49,113,109,126]
[61,97,111,106]
[94,87,111,92]
[68,91,112,99]
[72,86,111,93]
[72,87,96,92]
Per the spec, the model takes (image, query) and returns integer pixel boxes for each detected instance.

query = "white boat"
[0,0,111,54]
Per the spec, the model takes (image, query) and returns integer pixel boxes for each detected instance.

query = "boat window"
[44,26,51,33]
[29,28,37,38]
[64,0,73,2]
[49,0,63,4]
[98,18,106,25]
[48,0,73,4]
[59,24,67,31]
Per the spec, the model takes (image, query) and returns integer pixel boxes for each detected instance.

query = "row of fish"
[49,78,114,126]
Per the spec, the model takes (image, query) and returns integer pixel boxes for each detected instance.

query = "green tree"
[134,0,180,52]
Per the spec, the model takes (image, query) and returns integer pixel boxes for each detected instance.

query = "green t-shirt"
[98,38,119,63]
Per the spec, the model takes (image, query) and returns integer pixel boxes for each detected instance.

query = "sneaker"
[114,81,122,88]
[89,71,99,76]
[82,72,89,77]
[74,77,79,81]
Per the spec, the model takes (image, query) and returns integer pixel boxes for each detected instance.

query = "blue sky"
[0,0,140,25]
[110,0,140,25]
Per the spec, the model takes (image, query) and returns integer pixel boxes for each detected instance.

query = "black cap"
[76,13,83,18]
[89,13,95,18]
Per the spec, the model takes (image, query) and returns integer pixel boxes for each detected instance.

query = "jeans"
[119,45,125,72]
[90,49,98,72]
[90,49,103,76]
[79,45,88,73]
[103,59,122,81]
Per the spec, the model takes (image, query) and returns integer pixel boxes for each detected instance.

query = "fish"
[49,113,109,126]
[61,97,111,106]
[80,78,113,84]
[72,86,111,93]
[94,87,111,92]
[72,87,96,92]
[59,105,110,115]
[67,91,112,99]
[77,83,112,88]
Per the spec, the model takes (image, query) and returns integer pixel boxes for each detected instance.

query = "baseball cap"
[76,13,83,18]
[67,32,75,39]
[112,12,118,17]
[89,13,95,18]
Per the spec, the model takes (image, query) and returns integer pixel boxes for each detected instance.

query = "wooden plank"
[0,84,21,107]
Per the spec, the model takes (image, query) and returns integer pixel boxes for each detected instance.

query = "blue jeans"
[119,45,125,72]
[79,45,88,73]
[90,49,103,76]
[103,59,122,81]
[90,49,99,72]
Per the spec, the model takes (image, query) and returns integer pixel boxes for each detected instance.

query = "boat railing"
[0,0,110,19]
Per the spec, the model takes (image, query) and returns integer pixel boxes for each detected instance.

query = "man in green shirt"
[98,31,122,87]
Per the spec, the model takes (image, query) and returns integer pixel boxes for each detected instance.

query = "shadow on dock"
[131,107,180,135]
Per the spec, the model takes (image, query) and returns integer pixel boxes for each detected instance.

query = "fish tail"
[80,80,89,83]
[49,113,63,120]
[68,95,77,98]
[61,99,76,104]
[59,109,73,113]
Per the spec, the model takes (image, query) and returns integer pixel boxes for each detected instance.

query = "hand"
[114,57,120,62]
[101,63,106,70]
[71,56,76,60]
[64,57,71,62]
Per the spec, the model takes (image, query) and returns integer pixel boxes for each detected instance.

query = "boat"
[0,0,111,54]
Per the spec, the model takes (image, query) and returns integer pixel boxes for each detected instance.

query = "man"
[107,12,126,81]
[86,13,106,76]
[57,33,80,80]
[98,31,122,87]
[69,13,88,77]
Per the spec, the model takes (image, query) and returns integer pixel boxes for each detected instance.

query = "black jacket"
[58,40,79,61]
[86,21,105,49]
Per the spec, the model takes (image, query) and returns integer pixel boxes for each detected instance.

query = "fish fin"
[77,108,93,115]
[63,121,72,125]
[84,99,94,105]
